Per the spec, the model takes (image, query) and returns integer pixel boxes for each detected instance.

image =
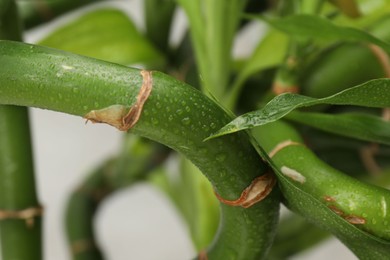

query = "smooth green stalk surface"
[144,0,176,53]
[0,106,41,260]
[0,41,280,259]
[252,121,390,258]
[0,1,41,260]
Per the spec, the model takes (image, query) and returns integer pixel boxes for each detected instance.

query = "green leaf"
[226,29,289,108]
[253,14,390,53]
[287,111,390,145]
[239,29,289,81]
[251,121,390,258]
[274,169,390,258]
[209,79,390,138]
[39,9,164,66]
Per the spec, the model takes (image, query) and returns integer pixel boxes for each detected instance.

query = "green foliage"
[256,14,390,51]
[211,79,390,138]
[1,0,390,259]
[287,111,390,145]
[39,9,164,66]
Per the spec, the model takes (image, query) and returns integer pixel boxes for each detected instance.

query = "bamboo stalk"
[0,105,41,260]
[17,0,103,29]
[65,136,170,260]
[144,0,176,53]
[0,41,280,259]
[0,1,42,259]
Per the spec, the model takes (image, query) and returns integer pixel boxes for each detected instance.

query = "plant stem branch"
[0,1,42,260]
[0,41,280,259]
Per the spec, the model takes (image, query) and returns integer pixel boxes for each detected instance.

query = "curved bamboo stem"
[0,41,280,259]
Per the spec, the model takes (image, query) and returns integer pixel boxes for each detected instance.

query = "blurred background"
[17,0,358,259]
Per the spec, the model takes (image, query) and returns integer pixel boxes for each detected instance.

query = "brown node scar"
[71,240,96,255]
[214,172,276,208]
[368,44,390,78]
[85,70,153,131]
[269,140,303,158]
[198,250,208,260]
[383,108,390,122]
[272,82,299,95]
[360,143,382,175]
[34,0,54,20]
[344,215,366,225]
[326,203,366,225]
[323,195,336,203]
[0,206,43,228]
[328,205,344,216]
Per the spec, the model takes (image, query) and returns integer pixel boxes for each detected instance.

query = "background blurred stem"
[144,0,176,54]
[0,0,42,259]
[176,0,247,107]
[17,0,103,29]
[66,136,170,260]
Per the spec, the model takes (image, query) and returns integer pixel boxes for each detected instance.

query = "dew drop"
[210,122,216,129]
[199,148,207,154]
[176,109,183,115]
[151,117,159,125]
[182,117,191,125]
[216,153,227,162]
[202,125,210,132]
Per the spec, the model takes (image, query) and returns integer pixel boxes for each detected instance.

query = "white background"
[18,0,358,259]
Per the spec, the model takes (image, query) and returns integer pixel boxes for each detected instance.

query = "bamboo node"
[85,70,153,131]
[269,140,303,158]
[198,250,208,260]
[214,172,276,208]
[367,44,390,78]
[71,239,96,255]
[0,206,43,227]
[272,80,299,95]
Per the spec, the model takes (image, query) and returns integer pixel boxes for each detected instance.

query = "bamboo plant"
[1,0,390,259]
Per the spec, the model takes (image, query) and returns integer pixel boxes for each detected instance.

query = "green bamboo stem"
[0,1,42,260]
[268,213,330,259]
[0,107,42,260]
[66,165,108,260]
[176,0,247,106]
[17,0,103,29]
[301,43,386,98]
[66,136,170,260]
[144,0,176,53]
[252,120,390,258]
[0,41,280,259]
